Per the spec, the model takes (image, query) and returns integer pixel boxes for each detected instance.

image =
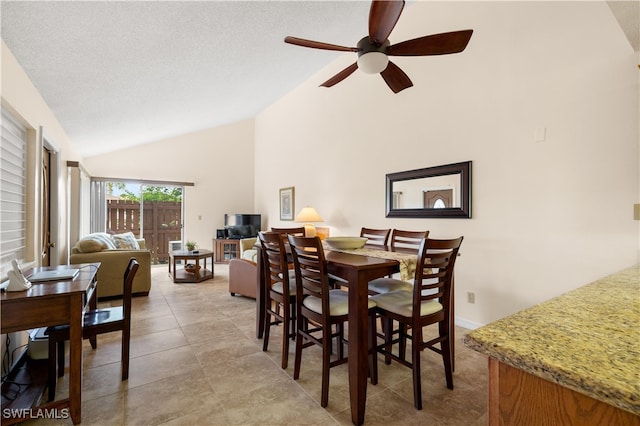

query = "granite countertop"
[464,265,640,416]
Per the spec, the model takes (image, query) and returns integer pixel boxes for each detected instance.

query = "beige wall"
[1,40,83,265]
[254,2,639,327]
[2,2,638,329]
[83,120,256,252]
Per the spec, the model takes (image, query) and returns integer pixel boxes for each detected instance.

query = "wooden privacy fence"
[107,200,181,264]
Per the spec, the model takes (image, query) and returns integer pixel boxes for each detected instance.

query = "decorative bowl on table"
[184,263,201,274]
[324,237,368,250]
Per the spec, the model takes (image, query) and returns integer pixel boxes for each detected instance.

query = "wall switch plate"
[467,292,475,304]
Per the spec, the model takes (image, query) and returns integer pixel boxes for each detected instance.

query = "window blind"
[0,109,27,278]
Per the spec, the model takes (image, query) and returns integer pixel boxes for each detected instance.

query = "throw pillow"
[76,238,107,253]
[77,232,117,252]
[111,232,141,250]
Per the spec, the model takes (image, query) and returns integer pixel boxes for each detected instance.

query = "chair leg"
[383,318,393,365]
[440,321,453,390]
[262,304,272,353]
[293,318,304,380]
[321,324,331,408]
[412,326,423,410]
[281,304,290,369]
[57,340,65,377]
[398,323,407,362]
[121,328,130,381]
[336,323,344,360]
[368,313,378,385]
[47,336,57,402]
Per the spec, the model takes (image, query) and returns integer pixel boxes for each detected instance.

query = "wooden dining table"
[256,244,407,425]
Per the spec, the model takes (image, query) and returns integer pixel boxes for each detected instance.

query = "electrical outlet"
[467,292,475,304]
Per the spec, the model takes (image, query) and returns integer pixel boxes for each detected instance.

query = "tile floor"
[26,264,488,425]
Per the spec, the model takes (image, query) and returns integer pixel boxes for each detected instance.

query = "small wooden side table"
[169,249,214,283]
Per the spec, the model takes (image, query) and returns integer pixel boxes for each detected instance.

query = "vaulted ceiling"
[2,1,637,158]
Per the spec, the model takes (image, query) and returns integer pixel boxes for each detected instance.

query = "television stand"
[214,238,240,264]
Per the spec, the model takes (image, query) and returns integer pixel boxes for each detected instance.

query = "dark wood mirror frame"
[386,161,472,219]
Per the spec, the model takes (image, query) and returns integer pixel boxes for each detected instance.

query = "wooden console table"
[169,249,214,283]
[1,263,100,425]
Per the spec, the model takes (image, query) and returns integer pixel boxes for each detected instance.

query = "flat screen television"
[224,214,261,239]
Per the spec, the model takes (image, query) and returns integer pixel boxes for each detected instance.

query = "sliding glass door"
[100,181,183,264]
[141,185,182,264]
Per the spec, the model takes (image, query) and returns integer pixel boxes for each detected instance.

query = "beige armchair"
[228,237,258,299]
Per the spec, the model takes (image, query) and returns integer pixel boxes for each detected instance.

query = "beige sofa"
[69,232,151,299]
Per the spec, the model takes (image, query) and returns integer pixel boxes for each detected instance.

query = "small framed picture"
[279,187,295,221]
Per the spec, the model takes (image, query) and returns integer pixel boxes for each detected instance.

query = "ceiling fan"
[284,0,473,93]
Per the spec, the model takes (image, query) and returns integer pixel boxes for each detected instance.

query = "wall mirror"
[386,161,471,218]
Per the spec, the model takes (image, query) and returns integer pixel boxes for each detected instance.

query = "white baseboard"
[455,317,483,331]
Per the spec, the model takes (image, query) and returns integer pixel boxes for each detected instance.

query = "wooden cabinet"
[214,238,240,263]
[488,358,640,426]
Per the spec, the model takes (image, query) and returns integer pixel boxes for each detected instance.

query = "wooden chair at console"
[258,231,297,369]
[45,258,139,402]
[287,234,378,407]
[371,237,463,410]
[359,227,391,246]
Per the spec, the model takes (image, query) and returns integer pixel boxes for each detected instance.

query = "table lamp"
[295,206,323,237]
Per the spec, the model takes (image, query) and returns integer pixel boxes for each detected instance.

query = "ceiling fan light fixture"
[357,52,389,74]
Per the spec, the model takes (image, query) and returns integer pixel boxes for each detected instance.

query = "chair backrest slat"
[259,232,292,298]
[414,237,463,308]
[360,227,391,246]
[287,235,330,317]
[390,229,429,251]
[271,227,306,238]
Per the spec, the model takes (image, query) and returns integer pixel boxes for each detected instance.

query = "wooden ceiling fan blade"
[284,36,358,52]
[369,0,405,45]
[387,30,473,56]
[320,63,359,87]
[380,61,413,93]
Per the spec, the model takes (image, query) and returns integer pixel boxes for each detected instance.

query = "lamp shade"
[295,206,323,223]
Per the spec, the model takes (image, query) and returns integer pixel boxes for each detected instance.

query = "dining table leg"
[255,245,266,339]
[68,293,83,424]
[347,269,369,425]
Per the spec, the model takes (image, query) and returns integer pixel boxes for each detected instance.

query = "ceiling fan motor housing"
[357,37,390,74]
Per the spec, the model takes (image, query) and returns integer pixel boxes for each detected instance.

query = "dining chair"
[371,236,463,410]
[287,234,378,407]
[258,231,297,369]
[45,258,139,402]
[359,227,391,246]
[389,229,429,250]
[270,226,306,237]
[367,229,429,295]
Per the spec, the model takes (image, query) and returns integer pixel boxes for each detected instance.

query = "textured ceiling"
[1,0,371,157]
[2,1,638,158]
